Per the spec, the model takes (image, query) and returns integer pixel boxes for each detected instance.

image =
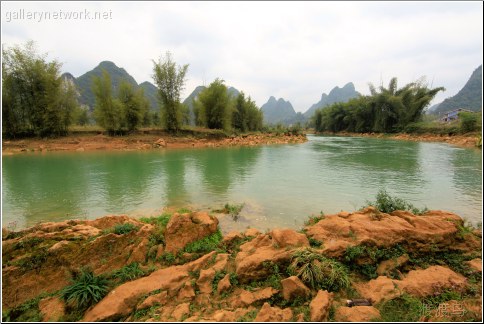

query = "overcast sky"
[2,1,482,112]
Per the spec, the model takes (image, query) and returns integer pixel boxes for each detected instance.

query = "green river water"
[2,135,482,233]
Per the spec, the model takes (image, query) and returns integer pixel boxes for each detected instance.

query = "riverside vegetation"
[2,192,482,322]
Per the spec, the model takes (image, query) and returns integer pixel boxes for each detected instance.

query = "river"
[2,135,482,232]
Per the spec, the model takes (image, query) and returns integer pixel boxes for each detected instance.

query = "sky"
[1,1,483,113]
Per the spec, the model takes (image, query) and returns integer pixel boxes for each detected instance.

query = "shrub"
[459,112,478,133]
[61,268,109,309]
[113,223,138,235]
[366,189,427,215]
[288,248,349,292]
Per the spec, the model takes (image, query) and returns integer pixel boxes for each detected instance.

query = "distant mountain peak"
[303,82,360,118]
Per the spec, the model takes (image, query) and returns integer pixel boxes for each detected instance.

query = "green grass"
[15,247,49,272]
[139,212,172,228]
[236,309,258,322]
[113,223,138,235]
[304,212,325,226]
[108,262,145,283]
[1,294,46,322]
[61,268,109,310]
[183,230,224,254]
[288,248,350,292]
[375,294,424,322]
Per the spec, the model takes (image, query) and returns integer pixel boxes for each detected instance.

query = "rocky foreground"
[2,207,482,322]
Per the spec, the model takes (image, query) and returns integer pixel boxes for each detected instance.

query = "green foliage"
[313,77,445,134]
[109,262,145,283]
[304,212,325,226]
[232,92,264,132]
[459,111,478,133]
[15,248,49,272]
[61,268,109,310]
[366,189,427,215]
[195,78,232,130]
[308,237,323,248]
[183,230,223,254]
[343,244,406,279]
[140,212,172,228]
[220,202,244,220]
[288,248,349,292]
[236,309,258,322]
[152,51,189,132]
[376,294,424,322]
[2,41,78,138]
[158,252,176,265]
[117,81,149,132]
[112,223,138,235]
[1,295,46,322]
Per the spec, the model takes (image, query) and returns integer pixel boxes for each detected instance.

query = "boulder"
[310,290,332,321]
[466,258,482,273]
[196,268,216,294]
[178,281,196,301]
[245,228,261,237]
[235,230,308,283]
[137,291,168,310]
[334,306,381,322]
[305,208,467,257]
[164,212,219,253]
[281,276,310,301]
[254,302,293,322]
[233,287,279,307]
[355,265,468,304]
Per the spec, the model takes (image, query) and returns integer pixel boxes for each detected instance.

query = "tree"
[195,78,232,130]
[233,92,248,132]
[152,52,189,132]
[2,41,78,137]
[117,81,148,132]
[92,70,123,134]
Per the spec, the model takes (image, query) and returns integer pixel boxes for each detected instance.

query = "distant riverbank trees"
[92,71,149,135]
[2,41,79,138]
[193,79,263,132]
[312,78,445,134]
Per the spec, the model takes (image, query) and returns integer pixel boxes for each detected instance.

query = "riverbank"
[1,132,307,156]
[2,207,481,322]
[317,131,482,148]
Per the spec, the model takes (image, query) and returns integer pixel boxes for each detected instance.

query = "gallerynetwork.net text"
[5,9,113,23]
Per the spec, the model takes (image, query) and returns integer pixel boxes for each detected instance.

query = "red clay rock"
[217,274,231,294]
[310,290,333,321]
[271,228,309,248]
[305,208,465,257]
[164,212,219,253]
[127,237,149,264]
[355,265,468,304]
[38,296,65,322]
[334,306,381,322]
[466,258,482,273]
[376,254,409,276]
[244,228,261,237]
[235,230,305,282]
[254,302,293,322]
[178,281,196,301]
[281,276,311,301]
[137,291,168,310]
[171,302,190,321]
[196,268,216,294]
[233,287,279,307]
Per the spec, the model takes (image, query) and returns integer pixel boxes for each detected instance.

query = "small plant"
[140,212,172,228]
[288,247,349,292]
[109,262,145,283]
[217,203,244,221]
[183,230,223,254]
[304,212,325,226]
[61,268,109,309]
[177,207,191,214]
[376,294,424,322]
[308,237,323,248]
[366,190,427,215]
[113,223,138,235]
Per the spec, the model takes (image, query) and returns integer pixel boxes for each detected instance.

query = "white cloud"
[2,1,482,112]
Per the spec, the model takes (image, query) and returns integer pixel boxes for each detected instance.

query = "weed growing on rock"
[366,189,427,215]
[113,223,138,235]
[61,268,109,310]
[288,248,349,292]
[236,309,258,322]
[183,229,223,254]
[109,262,145,283]
[304,211,325,226]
